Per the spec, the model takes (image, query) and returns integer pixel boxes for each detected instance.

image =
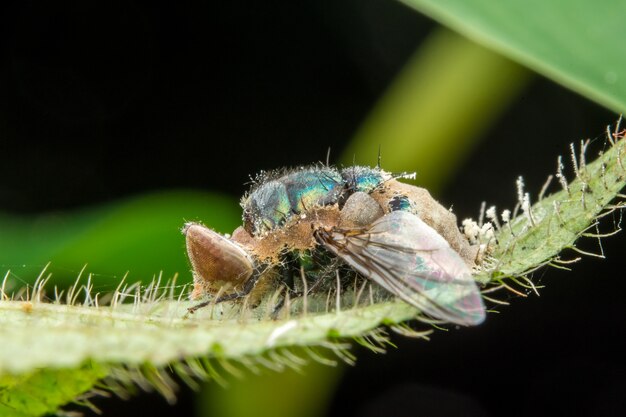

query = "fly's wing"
[317,211,485,326]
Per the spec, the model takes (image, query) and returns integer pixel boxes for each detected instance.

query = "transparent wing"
[317,211,485,326]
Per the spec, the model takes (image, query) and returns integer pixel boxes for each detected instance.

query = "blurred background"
[1,1,624,416]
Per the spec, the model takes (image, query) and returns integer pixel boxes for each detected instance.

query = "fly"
[183,165,486,326]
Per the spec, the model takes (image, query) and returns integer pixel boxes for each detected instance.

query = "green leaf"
[402,0,626,112]
[476,133,626,283]
[0,363,108,417]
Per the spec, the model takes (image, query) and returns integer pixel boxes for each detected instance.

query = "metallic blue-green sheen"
[243,167,343,235]
[242,166,396,236]
[283,169,343,213]
[341,166,386,193]
[244,180,291,233]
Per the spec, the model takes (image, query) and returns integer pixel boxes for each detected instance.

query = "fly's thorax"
[374,179,478,266]
[241,167,344,236]
[237,205,342,264]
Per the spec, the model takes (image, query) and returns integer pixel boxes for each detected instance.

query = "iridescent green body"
[242,166,389,236]
[341,166,387,193]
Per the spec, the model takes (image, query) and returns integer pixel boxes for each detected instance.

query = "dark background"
[1,1,623,416]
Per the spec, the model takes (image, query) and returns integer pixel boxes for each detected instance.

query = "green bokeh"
[0,191,240,290]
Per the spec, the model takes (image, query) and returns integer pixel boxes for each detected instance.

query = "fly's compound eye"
[183,223,254,299]
[339,191,384,228]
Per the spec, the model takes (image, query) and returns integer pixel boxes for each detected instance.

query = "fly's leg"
[280,252,297,294]
[269,295,287,319]
[270,252,332,319]
[187,267,263,314]
[269,253,300,319]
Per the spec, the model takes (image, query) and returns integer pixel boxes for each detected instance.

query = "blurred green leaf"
[343,29,530,191]
[0,363,107,417]
[201,357,342,417]
[0,191,240,288]
[402,0,626,112]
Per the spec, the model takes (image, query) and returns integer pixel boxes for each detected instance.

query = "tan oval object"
[184,223,254,299]
[340,191,384,228]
